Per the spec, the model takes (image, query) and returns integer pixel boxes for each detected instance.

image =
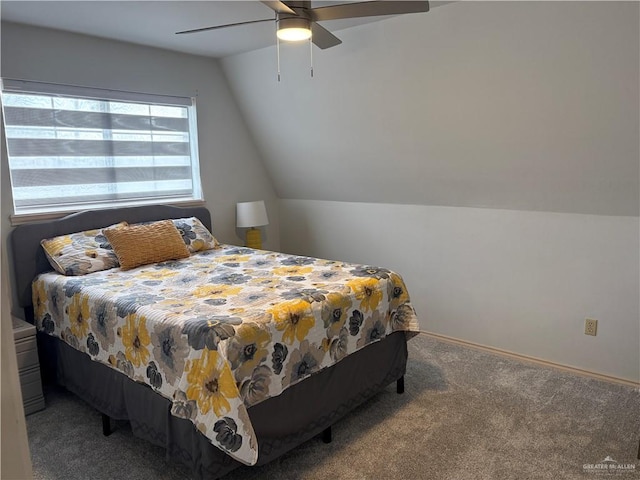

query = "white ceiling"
[0,1,438,58]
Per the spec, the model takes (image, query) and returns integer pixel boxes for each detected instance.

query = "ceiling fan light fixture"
[277,17,312,42]
[277,27,312,41]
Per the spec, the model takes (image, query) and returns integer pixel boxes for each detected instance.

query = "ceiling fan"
[176,1,430,50]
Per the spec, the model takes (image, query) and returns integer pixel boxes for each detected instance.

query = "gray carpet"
[27,334,640,479]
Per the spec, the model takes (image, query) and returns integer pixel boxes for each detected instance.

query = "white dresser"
[12,317,45,415]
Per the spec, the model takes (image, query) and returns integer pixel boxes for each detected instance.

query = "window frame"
[1,78,204,225]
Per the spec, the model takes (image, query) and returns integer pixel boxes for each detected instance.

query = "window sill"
[9,199,206,227]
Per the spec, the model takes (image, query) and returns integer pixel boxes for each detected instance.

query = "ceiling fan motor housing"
[277,15,311,31]
[276,3,312,42]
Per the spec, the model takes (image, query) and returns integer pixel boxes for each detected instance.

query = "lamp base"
[245,228,262,249]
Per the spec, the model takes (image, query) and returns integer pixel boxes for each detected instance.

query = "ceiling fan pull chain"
[276,34,281,82]
[309,36,314,78]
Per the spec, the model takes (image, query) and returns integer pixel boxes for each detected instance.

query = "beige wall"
[280,199,640,382]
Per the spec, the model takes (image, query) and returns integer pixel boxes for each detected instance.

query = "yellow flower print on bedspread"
[186,348,238,416]
[321,293,352,338]
[192,284,243,298]
[121,313,151,368]
[218,254,251,265]
[346,277,383,312]
[67,293,90,339]
[272,265,313,278]
[269,299,315,345]
[32,279,48,320]
[136,269,180,281]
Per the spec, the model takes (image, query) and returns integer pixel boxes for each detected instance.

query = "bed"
[10,204,419,478]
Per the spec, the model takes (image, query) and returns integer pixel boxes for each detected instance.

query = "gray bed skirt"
[41,331,408,479]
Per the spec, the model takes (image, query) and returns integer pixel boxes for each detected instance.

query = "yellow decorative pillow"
[104,220,190,270]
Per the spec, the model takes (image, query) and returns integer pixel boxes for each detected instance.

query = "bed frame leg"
[322,426,332,444]
[397,376,405,394]
[102,413,112,436]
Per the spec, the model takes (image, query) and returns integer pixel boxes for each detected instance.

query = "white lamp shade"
[236,200,269,228]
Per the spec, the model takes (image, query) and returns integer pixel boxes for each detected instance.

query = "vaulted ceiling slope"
[221,1,640,217]
[0,1,416,58]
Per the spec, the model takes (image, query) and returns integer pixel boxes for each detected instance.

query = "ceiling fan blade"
[260,1,296,15]
[176,18,273,35]
[311,23,342,49]
[311,1,429,22]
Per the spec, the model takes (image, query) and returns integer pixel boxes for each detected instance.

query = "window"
[1,79,203,218]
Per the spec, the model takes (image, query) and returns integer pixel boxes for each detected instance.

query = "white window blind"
[1,79,202,216]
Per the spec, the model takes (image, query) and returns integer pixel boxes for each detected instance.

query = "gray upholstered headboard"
[10,204,212,315]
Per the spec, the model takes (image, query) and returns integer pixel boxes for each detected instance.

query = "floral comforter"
[33,245,420,465]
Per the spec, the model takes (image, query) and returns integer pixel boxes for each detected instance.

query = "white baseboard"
[420,331,640,389]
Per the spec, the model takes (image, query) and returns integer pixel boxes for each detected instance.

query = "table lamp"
[236,200,269,249]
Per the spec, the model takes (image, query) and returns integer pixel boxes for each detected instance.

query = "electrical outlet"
[585,318,598,336]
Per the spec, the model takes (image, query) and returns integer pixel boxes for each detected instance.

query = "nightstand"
[12,317,45,415]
